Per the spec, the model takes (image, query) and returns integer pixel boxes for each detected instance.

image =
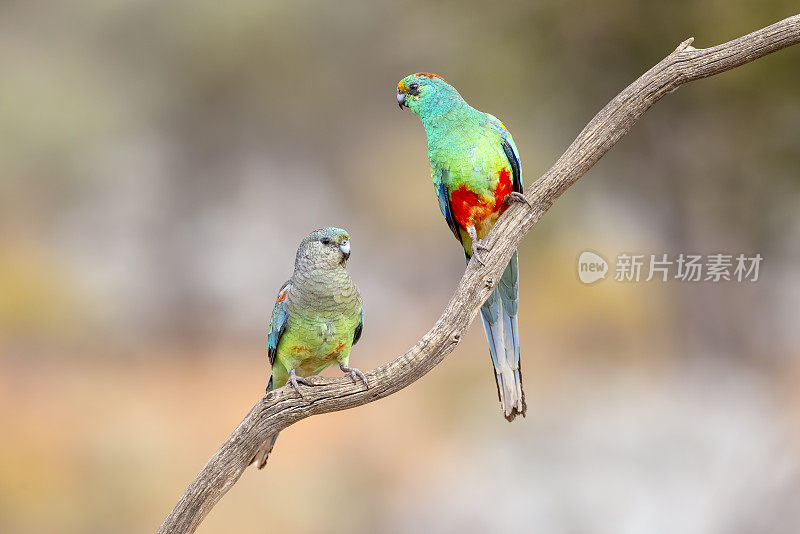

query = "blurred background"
[1,1,799,532]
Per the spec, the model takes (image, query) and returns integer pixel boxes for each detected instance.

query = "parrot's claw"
[471,241,489,266]
[505,191,532,208]
[466,225,489,266]
[287,369,311,398]
[340,363,369,388]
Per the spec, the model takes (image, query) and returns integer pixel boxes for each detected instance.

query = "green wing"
[487,115,523,194]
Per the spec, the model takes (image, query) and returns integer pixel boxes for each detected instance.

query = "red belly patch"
[450,167,512,228]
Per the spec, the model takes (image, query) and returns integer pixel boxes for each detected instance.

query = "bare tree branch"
[157,15,800,534]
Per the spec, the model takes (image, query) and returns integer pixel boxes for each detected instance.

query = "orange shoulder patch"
[275,286,289,304]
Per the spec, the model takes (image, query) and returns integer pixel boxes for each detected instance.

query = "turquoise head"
[396,73,465,120]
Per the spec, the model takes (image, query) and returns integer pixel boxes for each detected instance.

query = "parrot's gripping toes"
[287,369,311,398]
[467,225,490,266]
[505,191,532,208]
[340,363,369,388]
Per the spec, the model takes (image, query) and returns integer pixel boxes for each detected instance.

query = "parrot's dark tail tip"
[493,358,526,422]
[503,397,527,422]
[250,432,280,470]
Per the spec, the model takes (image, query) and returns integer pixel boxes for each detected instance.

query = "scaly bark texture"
[157,15,800,534]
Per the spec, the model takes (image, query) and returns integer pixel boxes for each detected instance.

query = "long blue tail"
[251,376,280,468]
[479,251,525,421]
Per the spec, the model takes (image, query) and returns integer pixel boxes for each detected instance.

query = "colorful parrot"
[252,227,367,468]
[397,73,529,421]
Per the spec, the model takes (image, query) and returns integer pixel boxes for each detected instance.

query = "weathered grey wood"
[157,15,800,534]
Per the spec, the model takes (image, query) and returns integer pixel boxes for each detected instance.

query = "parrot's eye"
[409,82,419,92]
[320,237,332,245]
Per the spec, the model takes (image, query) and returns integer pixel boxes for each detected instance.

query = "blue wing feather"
[267,281,291,366]
[435,169,463,245]
[502,139,522,194]
[353,308,364,346]
[259,280,291,465]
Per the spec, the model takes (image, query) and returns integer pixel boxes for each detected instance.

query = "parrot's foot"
[505,191,532,208]
[339,363,369,388]
[471,241,490,265]
[287,369,311,398]
[466,225,489,266]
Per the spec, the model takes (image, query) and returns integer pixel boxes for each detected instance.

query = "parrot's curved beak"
[339,240,351,260]
[397,91,406,109]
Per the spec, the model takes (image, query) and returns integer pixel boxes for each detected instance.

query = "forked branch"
[158,15,800,534]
